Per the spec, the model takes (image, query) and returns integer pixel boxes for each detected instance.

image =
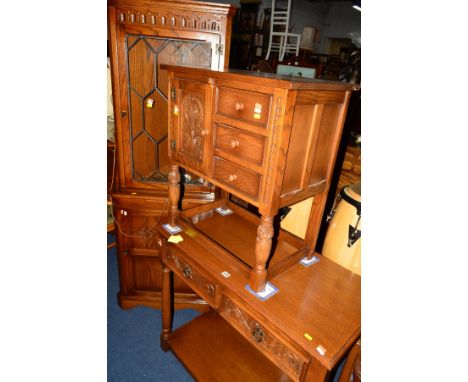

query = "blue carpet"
[107,235,198,381]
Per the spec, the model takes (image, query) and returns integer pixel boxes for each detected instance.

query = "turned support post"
[249,215,274,293]
[168,164,180,226]
[160,262,172,350]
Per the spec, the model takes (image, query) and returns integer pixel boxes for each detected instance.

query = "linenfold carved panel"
[219,295,305,381]
[180,93,205,162]
[117,8,223,32]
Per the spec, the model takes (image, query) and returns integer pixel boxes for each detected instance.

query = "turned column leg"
[249,215,274,293]
[160,262,173,351]
[168,164,180,226]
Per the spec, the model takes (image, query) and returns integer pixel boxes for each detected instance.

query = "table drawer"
[219,294,307,381]
[214,123,266,168]
[165,248,217,308]
[213,156,261,200]
[216,86,271,127]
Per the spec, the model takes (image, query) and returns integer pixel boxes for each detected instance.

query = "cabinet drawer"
[213,156,261,200]
[165,249,217,307]
[216,87,271,127]
[214,123,266,168]
[219,294,307,381]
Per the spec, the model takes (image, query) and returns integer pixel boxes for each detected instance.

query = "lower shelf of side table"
[167,310,292,382]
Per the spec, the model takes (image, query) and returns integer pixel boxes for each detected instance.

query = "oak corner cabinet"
[107,0,235,310]
[158,66,360,381]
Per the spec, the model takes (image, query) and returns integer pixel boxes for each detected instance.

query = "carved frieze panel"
[220,295,305,381]
[166,251,216,305]
[116,8,223,32]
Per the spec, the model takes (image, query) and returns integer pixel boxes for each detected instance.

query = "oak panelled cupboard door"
[108,0,234,192]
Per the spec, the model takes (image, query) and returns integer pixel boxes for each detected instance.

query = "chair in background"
[265,0,301,62]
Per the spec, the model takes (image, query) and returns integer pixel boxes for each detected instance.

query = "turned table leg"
[249,215,274,293]
[160,262,173,351]
[168,164,180,226]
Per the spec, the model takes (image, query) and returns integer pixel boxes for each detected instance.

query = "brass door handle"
[182,265,192,279]
[252,325,264,343]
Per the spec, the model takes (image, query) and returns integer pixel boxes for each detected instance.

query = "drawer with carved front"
[214,123,266,168]
[165,249,217,308]
[216,86,271,128]
[219,294,308,381]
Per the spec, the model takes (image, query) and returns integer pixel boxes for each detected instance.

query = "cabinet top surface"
[108,0,236,12]
[161,64,360,91]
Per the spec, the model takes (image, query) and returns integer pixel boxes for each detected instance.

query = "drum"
[322,183,361,276]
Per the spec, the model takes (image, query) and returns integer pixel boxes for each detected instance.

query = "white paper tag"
[215,207,234,216]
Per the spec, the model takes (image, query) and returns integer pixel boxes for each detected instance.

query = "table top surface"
[161,64,360,91]
[157,216,361,370]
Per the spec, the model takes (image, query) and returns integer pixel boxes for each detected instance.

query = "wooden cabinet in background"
[112,191,215,310]
[107,0,235,310]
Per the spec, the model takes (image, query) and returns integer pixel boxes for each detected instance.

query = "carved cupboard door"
[169,78,213,176]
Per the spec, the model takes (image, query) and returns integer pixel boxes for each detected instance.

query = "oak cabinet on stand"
[159,66,361,381]
[107,0,235,310]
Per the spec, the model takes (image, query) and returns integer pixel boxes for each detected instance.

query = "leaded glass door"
[125,35,217,184]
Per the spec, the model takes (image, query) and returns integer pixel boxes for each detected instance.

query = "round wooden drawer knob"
[230,139,240,148]
[200,129,209,136]
[234,102,244,111]
[228,174,237,182]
